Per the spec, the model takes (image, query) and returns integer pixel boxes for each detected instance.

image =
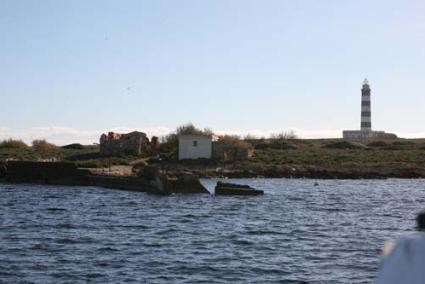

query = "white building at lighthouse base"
[343,130,397,140]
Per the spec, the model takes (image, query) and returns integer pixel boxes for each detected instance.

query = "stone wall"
[212,142,254,161]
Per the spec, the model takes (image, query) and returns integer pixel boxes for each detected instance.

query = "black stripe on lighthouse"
[361,79,372,131]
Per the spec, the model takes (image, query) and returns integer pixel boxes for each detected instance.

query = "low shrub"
[61,143,84,150]
[216,135,252,149]
[392,140,414,146]
[323,141,367,149]
[255,141,298,150]
[0,139,29,149]
[368,141,388,147]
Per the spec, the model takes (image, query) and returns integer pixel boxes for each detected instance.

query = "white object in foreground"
[376,233,425,284]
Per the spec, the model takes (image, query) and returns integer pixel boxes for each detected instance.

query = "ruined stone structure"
[100,131,150,156]
[212,142,254,161]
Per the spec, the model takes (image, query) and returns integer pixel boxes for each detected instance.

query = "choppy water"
[1,179,424,283]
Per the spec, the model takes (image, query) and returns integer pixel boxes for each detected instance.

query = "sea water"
[1,179,424,283]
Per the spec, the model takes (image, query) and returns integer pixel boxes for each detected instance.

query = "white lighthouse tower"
[360,79,372,131]
[342,79,397,139]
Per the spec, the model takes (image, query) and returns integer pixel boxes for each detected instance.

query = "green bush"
[176,123,212,136]
[32,139,57,151]
[392,140,414,146]
[0,139,29,149]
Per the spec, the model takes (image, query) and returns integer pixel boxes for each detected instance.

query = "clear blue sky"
[1,0,424,143]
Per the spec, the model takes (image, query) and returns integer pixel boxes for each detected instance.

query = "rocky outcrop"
[215,181,264,196]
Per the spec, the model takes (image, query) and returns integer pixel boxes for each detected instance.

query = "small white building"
[178,135,212,160]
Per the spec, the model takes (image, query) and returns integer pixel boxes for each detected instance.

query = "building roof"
[178,134,213,139]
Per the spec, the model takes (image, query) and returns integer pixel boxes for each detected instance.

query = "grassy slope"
[0,146,136,168]
[250,139,425,167]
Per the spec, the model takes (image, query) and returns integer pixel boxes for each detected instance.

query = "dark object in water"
[215,181,264,196]
[169,174,210,194]
[417,210,425,231]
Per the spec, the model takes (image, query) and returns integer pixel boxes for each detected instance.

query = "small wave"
[85,272,104,279]
[56,223,77,229]
[323,208,347,212]
[98,246,119,252]
[47,208,67,212]
[246,230,285,236]
[156,228,177,235]
[278,280,309,284]
[55,237,95,244]
[232,239,254,245]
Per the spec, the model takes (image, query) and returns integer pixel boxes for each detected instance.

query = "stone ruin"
[100,131,159,156]
[212,142,254,161]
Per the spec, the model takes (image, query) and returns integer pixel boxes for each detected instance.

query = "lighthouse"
[342,79,397,139]
[361,79,372,131]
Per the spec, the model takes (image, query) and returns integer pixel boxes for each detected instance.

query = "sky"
[1,0,424,144]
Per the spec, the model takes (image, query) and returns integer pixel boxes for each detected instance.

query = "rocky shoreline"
[2,161,425,194]
[0,161,264,195]
[157,163,425,179]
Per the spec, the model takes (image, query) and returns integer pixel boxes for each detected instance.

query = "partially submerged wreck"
[215,181,264,196]
[0,161,209,195]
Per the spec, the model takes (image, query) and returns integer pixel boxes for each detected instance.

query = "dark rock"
[215,181,263,196]
[141,166,160,180]
[0,162,6,178]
